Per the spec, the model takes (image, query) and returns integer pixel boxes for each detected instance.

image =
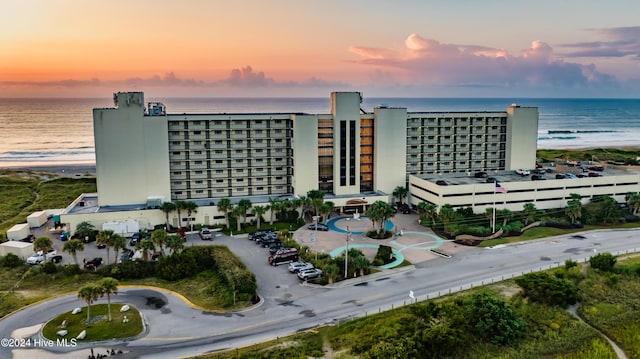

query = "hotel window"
[237,169,244,172]
[215,170,223,174]
[216,179,224,183]
[257,186,264,191]
[194,131,201,135]
[195,170,203,174]
[195,190,203,194]
[195,161,202,165]
[173,171,182,175]
[215,160,223,164]
[214,130,222,134]
[214,140,223,144]
[216,189,225,192]
[195,180,203,184]
[195,151,202,154]
[236,159,243,163]
[172,141,180,145]
[215,150,223,154]
[172,151,180,155]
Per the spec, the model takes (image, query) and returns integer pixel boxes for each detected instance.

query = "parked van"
[268,248,298,266]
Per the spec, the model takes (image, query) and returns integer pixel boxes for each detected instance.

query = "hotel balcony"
[168,133,186,141]
[169,154,187,161]
[230,142,247,149]
[230,123,248,130]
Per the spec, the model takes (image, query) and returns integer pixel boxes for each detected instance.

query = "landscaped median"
[42,303,142,342]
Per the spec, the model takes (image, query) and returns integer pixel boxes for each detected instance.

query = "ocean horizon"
[1,97,639,168]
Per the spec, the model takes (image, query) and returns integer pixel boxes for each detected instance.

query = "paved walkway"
[293,212,473,265]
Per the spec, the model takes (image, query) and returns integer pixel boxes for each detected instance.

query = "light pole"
[344,226,351,278]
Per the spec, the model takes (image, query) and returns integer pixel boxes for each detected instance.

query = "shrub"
[374,245,394,265]
[63,264,81,276]
[589,252,617,272]
[515,272,578,308]
[466,293,526,345]
[0,253,24,268]
[42,261,57,274]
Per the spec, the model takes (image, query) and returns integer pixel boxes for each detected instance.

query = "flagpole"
[492,189,496,233]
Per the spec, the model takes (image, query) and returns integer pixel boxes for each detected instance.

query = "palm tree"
[232,206,245,232]
[417,201,437,227]
[522,202,539,225]
[217,198,233,229]
[136,239,156,261]
[353,255,370,277]
[63,239,84,266]
[184,201,198,230]
[33,237,53,263]
[565,202,582,224]
[96,230,114,265]
[600,196,620,224]
[438,204,455,227]
[319,201,335,223]
[238,199,252,227]
[251,205,267,229]
[159,202,176,230]
[99,277,119,322]
[267,198,280,225]
[166,234,184,254]
[151,229,168,255]
[174,200,188,229]
[365,201,396,233]
[298,196,312,220]
[111,234,126,264]
[77,284,102,323]
[392,186,408,205]
[324,263,339,284]
[485,207,495,229]
[499,208,513,226]
[307,189,325,216]
[626,192,640,215]
[75,221,96,242]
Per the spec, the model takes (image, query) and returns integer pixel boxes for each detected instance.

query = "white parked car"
[26,250,58,265]
[297,268,323,281]
[288,261,314,273]
[515,169,531,176]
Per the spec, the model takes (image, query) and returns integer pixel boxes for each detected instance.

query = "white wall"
[374,106,408,194]
[292,114,319,196]
[505,105,538,170]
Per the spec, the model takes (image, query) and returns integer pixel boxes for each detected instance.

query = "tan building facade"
[63,92,540,233]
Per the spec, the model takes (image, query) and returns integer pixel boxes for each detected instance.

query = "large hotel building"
[60,91,640,232]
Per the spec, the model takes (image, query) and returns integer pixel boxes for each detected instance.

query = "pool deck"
[293,211,474,265]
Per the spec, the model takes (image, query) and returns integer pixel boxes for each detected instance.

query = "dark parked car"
[485,177,497,183]
[588,172,603,177]
[588,165,604,171]
[474,171,488,178]
[50,255,63,264]
[308,223,329,231]
[531,174,546,181]
[556,174,567,179]
[84,257,103,270]
[435,180,448,186]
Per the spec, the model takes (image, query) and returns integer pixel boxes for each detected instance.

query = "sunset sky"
[1,0,639,98]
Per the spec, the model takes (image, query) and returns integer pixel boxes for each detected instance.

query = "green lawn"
[42,303,142,342]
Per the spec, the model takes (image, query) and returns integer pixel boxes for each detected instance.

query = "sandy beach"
[0,164,96,178]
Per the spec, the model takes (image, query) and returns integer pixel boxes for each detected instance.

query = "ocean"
[1,97,639,168]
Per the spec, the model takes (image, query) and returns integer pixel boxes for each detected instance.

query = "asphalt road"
[2,228,639,358]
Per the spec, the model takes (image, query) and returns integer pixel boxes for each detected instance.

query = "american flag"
[495,182,508,193]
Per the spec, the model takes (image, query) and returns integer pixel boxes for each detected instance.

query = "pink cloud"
[349,34,618,91]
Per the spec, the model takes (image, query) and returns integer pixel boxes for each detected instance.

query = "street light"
[345,226,351,278]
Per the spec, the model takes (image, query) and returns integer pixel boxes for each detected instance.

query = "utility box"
[0,241,34,259]
[7,223,31,241]
[27,211,48,228]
